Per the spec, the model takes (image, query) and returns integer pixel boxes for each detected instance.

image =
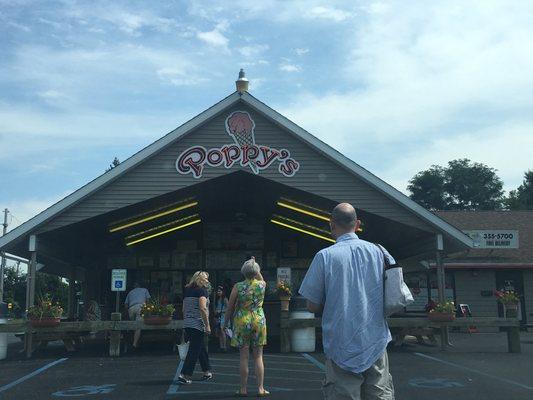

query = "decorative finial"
[236,68,249,93]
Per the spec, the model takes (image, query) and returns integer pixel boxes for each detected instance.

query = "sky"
[1,0,533,232]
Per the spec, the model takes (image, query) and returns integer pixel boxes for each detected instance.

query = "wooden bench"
[279,314,521,353]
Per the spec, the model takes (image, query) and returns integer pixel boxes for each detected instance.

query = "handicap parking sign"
[111,269,127,292]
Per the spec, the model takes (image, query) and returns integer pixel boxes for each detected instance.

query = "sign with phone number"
[463,230,519,249]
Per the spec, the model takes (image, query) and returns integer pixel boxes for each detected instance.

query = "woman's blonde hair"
[186,271,210,288]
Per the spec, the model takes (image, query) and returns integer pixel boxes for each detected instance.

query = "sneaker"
[177,375,192,385]
[201,372,213,381]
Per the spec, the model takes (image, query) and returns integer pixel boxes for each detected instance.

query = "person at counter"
[214,286,229,352]
[124,282,151,350]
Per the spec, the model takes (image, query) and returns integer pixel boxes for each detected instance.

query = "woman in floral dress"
[224,257,269,397]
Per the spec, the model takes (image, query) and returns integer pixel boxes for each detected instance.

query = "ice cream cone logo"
[176,110,300,178]
[225,111,259,173]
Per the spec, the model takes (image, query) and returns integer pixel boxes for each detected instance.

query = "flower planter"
[143,316,172,325]
[428,312,455,322]
[504,304,519,318]
[280,296,291,312]
[29,317,61,328]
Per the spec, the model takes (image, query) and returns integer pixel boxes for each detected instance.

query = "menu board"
[206,251,262,269]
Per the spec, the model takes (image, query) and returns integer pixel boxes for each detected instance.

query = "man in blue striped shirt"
[299,203,395,400]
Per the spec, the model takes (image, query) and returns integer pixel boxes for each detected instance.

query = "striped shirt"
[183,286,209,331]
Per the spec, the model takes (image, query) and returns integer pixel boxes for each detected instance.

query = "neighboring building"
[404,210,533,329]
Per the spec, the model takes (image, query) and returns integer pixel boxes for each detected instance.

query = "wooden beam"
[68,266,76,319]
[109,312,122,357]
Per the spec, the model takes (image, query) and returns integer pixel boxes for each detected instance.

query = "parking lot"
[1,333,532,399]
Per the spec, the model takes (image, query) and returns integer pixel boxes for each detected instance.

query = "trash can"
[0,301,7,360]
[289,297,316,352]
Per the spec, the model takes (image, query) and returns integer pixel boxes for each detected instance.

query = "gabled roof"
[0,91,473,251]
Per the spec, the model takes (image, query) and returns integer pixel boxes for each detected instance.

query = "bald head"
[331,203,357,236]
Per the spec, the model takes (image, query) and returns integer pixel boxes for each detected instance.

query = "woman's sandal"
[257,390,270,397]
[235,390,248,397]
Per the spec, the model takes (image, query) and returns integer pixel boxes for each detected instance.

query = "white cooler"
[289,311,316,352]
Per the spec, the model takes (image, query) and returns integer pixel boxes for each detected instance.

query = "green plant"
[494,289,519,305]
[27,295,63,319]
[276,281,292,298]
[429,300,455,314]
[140,298,175,317]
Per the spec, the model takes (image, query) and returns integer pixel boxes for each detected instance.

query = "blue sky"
[1,0,533,228]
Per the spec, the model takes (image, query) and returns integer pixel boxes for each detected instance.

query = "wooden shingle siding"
[42,103,433,232]
[454,270,498,318]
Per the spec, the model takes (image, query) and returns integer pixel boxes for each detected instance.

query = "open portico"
[0,73,477,356]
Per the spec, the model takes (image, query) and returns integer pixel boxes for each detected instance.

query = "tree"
[407,166,446,210]
[506,170,533,210]
[106,157,120,172]
[408,159,505,210]
[3,266,68,317]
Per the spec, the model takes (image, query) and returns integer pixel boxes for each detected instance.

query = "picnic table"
[280,314,521,353]
[0,317,184,357]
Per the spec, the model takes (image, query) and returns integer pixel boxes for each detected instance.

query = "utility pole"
[0,208,8,302]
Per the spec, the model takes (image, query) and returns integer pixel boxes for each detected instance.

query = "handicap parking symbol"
[409,378,464,389]
[52,384,117,397]
[114,281,123,289]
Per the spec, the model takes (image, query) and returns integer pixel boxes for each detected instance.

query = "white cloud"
[238,44,269,58]
[305,6,353,22]
[197,20,231,49]
[197,29,229,48]
[279,63,301,72]
[295,48,309,56]
[282,1,533,192]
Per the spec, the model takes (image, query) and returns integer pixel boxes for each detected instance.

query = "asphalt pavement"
[1,332,532,399]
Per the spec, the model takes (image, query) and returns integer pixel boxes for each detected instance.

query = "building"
[0,72,472,331]
[401,211,532,328]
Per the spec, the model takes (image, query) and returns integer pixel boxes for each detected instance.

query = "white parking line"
[166,360,184,395]
[414,352,533,391]
[302,353,326,371]
[0,358,68,394]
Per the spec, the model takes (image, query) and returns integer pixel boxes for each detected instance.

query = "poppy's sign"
[176,111,300,178]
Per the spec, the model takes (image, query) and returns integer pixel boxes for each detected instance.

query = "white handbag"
[376,245,414,317]
[177,331,189,360]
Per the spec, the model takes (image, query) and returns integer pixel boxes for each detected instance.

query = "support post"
[25,235,38,358]
[435,234,450,350]
[0,208,9,302]
[109,312,122,357]
[280,310,291,353]
[507,326,521,353]
[68,266,77,319]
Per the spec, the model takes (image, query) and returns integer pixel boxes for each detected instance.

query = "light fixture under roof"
[109,198,198,233]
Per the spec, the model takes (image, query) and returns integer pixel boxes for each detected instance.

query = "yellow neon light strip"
[277,201,330,222]
[271,219,335,243]
[272,214,331,235]
[126,219,201,246]
[126,214,200,240]
[110,201,198,232]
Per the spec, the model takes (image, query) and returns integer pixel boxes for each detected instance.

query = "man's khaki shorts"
[323,352,395,400]
[128,304,143,321]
